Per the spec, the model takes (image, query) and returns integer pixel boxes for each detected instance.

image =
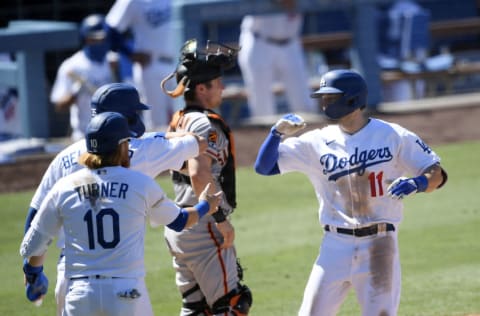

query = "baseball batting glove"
[387,175,428,200]
[23,260,49,304]
[272,113,306,137]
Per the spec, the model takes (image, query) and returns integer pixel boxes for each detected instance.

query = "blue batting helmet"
[310,69,368,120]
[91,83,150,137]
[79,14,108,41]
[86,112,134,154]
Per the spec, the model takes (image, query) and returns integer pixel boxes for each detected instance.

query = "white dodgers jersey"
[30,166,180,278]
[50,51,113,140]
[29,132,198,248]
[277,118,440,227]
[31,132,198,210]
[106,0,173,58]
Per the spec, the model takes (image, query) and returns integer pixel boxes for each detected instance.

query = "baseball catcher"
[162,39,252,316]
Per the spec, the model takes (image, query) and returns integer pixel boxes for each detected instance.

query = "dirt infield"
[1,105,479,193]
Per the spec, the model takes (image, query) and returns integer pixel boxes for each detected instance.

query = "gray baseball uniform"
[164,109,239,315]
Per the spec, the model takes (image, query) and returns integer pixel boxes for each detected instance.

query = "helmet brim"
[310,86,344,98]
[136,101,150,111]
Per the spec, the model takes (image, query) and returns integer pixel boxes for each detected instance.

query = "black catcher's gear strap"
[211,284,252,316]
[181,284,212,315]
[169,106,237,211]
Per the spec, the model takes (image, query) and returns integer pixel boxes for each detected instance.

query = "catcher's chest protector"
[169,106,237,208]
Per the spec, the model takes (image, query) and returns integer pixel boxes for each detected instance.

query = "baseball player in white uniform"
[51,14,115,141]
[378,0,429,102]
[0,54,20,139]
[22,83,207,314]
[20,111,222,316]
[106,0,175,130]
[255,69,448,315]
[238,0,315,119]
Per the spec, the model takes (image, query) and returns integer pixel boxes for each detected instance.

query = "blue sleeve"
[254,129,281,175]
[24,207,38,235]
[167,208,189,232]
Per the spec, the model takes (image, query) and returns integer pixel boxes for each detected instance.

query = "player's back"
[56,166,156,278]
[31,132,195,210]
[30,140,86,210]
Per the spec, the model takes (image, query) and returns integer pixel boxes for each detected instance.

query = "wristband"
[212,209,227,223]
[194,200,210,218]
[413,175,428,192]
[23,261,43,284]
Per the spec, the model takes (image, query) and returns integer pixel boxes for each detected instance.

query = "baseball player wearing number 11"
[255,69,448,316]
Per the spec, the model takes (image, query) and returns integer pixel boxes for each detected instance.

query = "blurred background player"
[0,53,20,141]
[237,0,315,123]
[20,111,222,316]
[161,39,252,315]
[50,14,116,141]
[255,69,448,315]
[377,0,430,101]
[106,0,175,131]
[23,82,207,315]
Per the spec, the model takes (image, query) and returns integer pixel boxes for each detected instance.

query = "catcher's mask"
[161,39,239,98]
[310,69,368,120]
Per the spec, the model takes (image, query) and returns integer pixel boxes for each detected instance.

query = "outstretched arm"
[166,183,222,232]
[255,113,306,175]
[254,129,281,175]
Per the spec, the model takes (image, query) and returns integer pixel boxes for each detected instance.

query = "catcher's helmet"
[311,69,368,120]
[80,14,107,41]
[86,112,134,154]
[91,83,150,137]
[161,39,239,98]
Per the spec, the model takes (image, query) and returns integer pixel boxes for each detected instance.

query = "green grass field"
[1,141,479,315]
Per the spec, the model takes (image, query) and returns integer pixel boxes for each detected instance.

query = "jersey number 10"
[368,171,384,197]
[83,208,120,250]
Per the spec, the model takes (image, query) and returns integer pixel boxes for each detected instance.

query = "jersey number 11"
[368,171,384,197]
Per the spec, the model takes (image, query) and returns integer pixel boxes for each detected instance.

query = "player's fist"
[23,262,48,304]
[272,113,306,136]
[198,183,223,215]
[387,175,428,200]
